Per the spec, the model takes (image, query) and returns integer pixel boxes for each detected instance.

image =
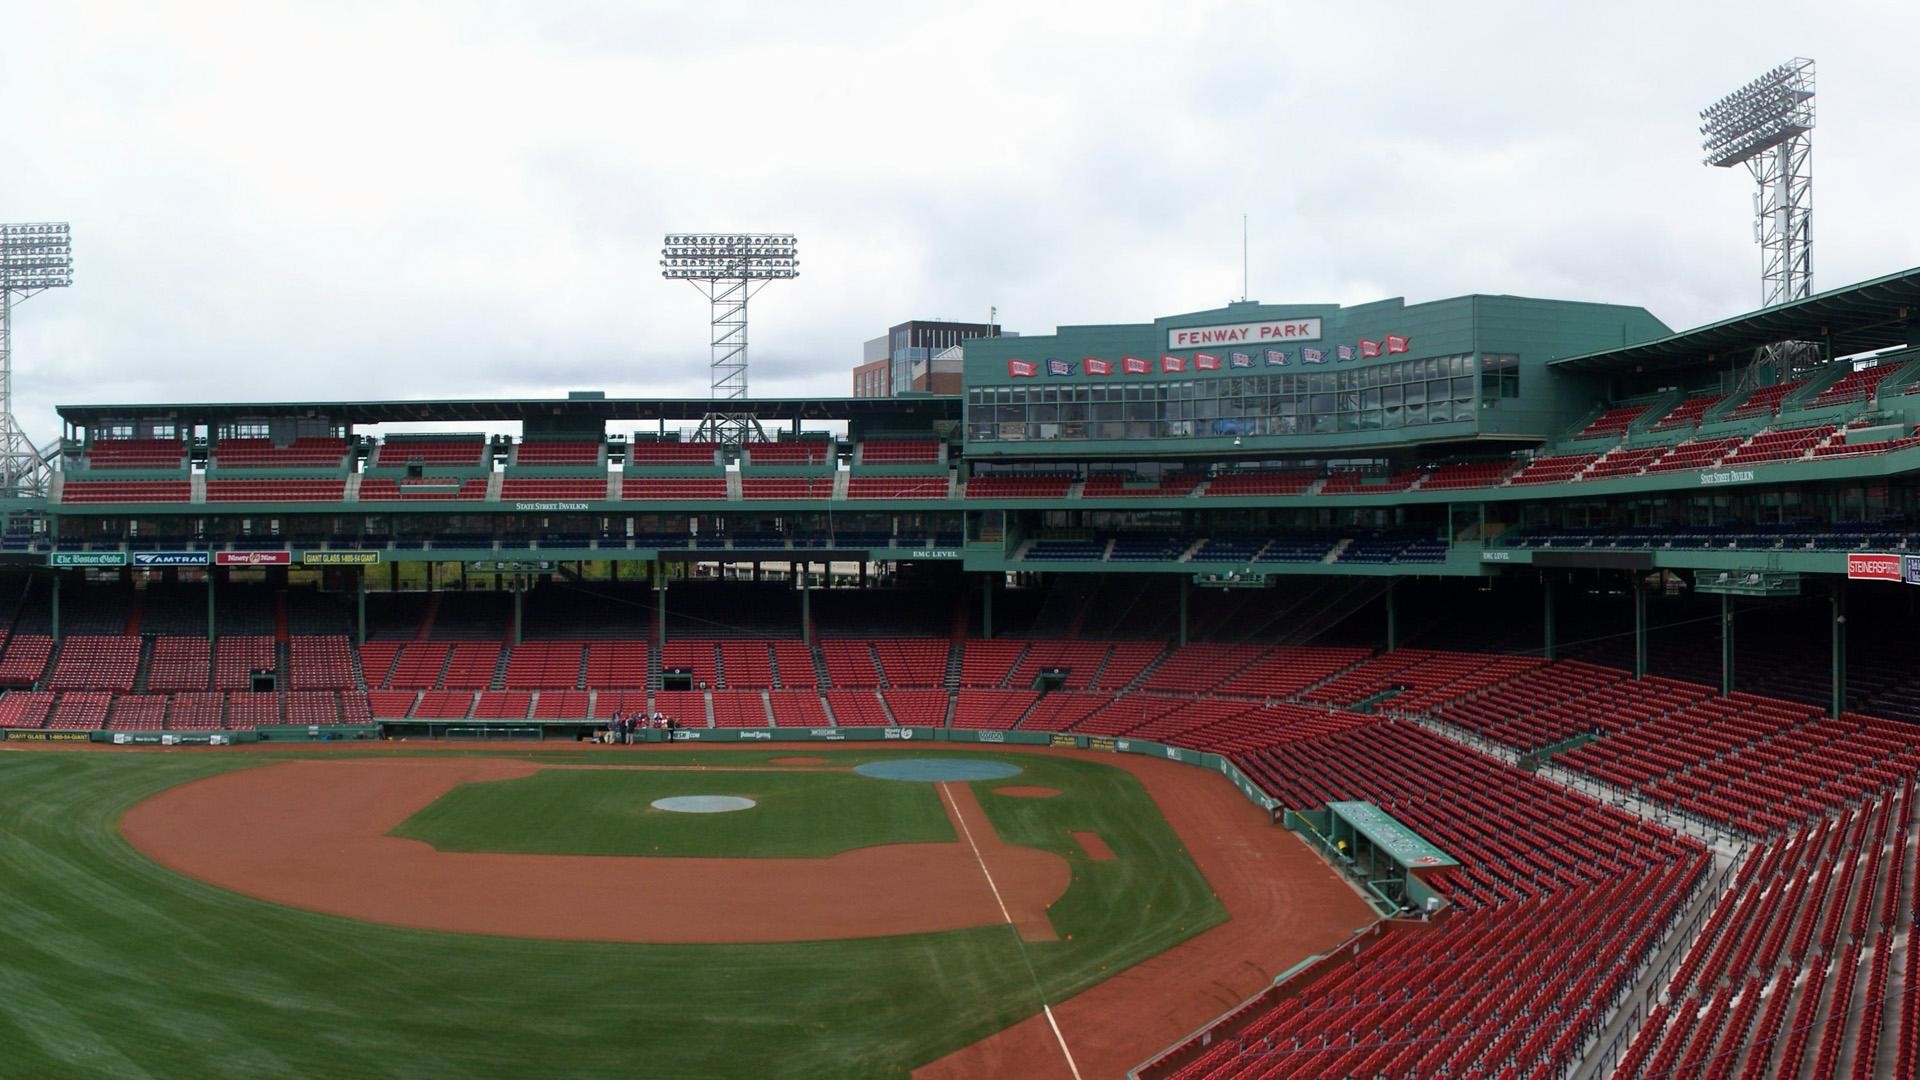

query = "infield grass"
[0,747,1227,1079]
[391,767,954,858]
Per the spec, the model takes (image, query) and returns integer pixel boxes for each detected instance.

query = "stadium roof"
[1550,265,1920,373]
[55,394,961,428]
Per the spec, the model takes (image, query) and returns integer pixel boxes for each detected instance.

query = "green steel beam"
[1832,583,1848,719]
[1720,594,1735,697]
[1632,580,1647,680]
[1542,575,1556,662]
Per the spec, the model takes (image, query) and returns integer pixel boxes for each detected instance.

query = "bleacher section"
[1571,403,1648,440]
[212,437,349,469]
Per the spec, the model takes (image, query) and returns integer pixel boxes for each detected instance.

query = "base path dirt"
[119,757,1070,945]
[914,746,1376,1080]
[1071,831,1116,861]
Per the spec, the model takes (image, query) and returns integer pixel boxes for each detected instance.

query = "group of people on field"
[602,710,675,744]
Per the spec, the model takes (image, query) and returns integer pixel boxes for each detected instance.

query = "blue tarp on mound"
[853,759,1022,782]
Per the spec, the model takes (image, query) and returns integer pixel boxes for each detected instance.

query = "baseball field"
[0,744,1373,1078]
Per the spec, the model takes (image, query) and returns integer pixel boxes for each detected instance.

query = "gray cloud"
[3,1,1916,446]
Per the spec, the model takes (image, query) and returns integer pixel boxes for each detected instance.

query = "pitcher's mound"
[651,795,756,813]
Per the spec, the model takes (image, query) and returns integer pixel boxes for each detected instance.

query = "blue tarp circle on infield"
[650,795,757,813]
[853,759,1022,782]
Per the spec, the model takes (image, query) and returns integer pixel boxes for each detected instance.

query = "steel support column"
[1542,575,1556,661]
[1720,594,1735,696]
[1831,583,1847,719]
[1178,577,1190,648]
[1632,579,1647,679]
[1385,581,1398,651]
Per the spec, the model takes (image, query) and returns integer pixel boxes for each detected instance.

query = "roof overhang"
[1550,265,1920,374]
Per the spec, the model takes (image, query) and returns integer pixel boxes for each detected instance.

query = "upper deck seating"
[82,439,185,469]
[1572,404,1648,440]
[626,441,719,465]
[857,439,942,464]
[1729,380,1807,419]
[964,474,1073,499]
[212,437,349,469]
[1202,470,1318,497]
[370,439,487,468]
[1652,394,1723,431]
[512,440,602,466]
[845,476,947,499]
[204,478,347,502]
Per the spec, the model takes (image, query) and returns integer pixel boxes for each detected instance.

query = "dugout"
[1288,800,1458,917]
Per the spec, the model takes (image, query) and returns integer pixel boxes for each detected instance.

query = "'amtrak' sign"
[132,551,210,567]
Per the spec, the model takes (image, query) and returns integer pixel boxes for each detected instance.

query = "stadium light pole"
[660,233,799,445]
[0,222,73,497]
[1701,59,1815,308]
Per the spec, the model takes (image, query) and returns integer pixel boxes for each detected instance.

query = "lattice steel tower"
[1701,59,1815,307]
[660,233,799,444]
[0,222,73,497]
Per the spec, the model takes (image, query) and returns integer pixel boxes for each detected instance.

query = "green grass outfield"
[0,748,1226,1079]
[390,767,955,858]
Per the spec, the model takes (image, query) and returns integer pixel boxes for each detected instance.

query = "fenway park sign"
[1166,318,1321,350]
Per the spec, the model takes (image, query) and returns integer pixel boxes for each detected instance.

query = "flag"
[1194,353,1220,371]
[1083,357,1112,375]
[1359,339,1382,358]
[1046,358,1072,376]
[1385,334,1411,354]
[1264,349,1289,366]
[1122,355,1150,374]
[1230,351,1253,368]
[1301,347,1325,364]
[1160,354,1186,373]
[1007,359,1037,378]
[1336,344,1354,362]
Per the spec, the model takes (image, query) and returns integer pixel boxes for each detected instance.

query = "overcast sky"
[3,0,1917,444]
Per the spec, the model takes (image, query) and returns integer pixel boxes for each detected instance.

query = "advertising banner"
[132,551,209,567]
[49,551,127,567]
[1906,555,1920,585]
[5,730,90,742]
[301,550,381,566]
[1847,553,1902,581]
[214,550,293,566]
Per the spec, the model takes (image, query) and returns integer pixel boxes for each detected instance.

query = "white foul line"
[939,782,1084,1080]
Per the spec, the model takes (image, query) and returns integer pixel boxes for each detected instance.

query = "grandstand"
[9,266,1920,1077]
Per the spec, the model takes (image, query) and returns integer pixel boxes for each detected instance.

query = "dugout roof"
[1551,265,1920,374]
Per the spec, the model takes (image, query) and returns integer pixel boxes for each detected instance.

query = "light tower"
[1701,58,1815,307]
[0,222,73,497]
[660,233,799,444]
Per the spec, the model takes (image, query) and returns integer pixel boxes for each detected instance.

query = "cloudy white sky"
[3,0,1917,444]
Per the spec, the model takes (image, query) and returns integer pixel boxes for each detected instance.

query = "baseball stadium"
[2,250,1920,1078]
[6,55,1920,1080]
